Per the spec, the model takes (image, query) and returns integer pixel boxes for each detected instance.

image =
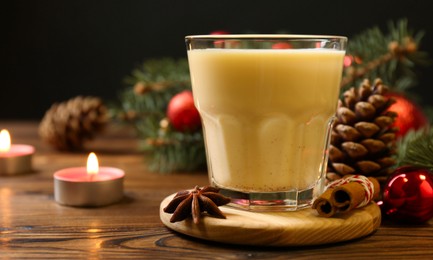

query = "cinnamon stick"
[312,188,337,217]
[313,176,380,217]
[331,177,380,213]
[331,182,365,212]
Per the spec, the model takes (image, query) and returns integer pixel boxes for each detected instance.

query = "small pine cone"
[326,78,398,186]
[39,96,108,150]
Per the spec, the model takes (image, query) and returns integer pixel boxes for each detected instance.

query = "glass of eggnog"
[186,35,347,211]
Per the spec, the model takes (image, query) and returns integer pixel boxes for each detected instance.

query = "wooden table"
[1,121,433,259]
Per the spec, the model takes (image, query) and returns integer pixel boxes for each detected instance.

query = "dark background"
[2,0,433,120]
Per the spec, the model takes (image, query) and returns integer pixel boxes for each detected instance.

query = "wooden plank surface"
[1,121,433,259]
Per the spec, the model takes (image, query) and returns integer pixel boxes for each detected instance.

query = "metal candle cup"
[0,129,34,176]
[54,167,124,207]
[53,153,124,207]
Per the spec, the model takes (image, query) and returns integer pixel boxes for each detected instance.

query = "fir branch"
[113,57,206,173]
[397,127,433,170]
[342,18,430,91]
[341,52,393,87]
[124,58,191,86]
[142,131,206,173]
[117,58,191,136]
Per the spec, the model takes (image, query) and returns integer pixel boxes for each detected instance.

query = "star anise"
[163,186,231,224]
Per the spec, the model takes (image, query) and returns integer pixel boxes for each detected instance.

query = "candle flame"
[87,152,99,175]
[0,129,11,152]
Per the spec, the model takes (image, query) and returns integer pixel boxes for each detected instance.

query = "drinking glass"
[186,35,347,211]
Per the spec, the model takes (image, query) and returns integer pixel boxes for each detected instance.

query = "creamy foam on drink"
[188,49,344,192]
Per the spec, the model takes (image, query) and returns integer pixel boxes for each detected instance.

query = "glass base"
[217,186,315,212]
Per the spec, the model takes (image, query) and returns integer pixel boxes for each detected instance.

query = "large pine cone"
[39,96,108,150]
[327,79,398,185]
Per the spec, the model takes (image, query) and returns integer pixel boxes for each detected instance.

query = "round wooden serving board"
[160,193,381,246]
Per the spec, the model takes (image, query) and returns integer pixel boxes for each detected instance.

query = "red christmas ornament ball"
[386,92,428,138]
[382,166,433,223]
[210,30,229,35]
[167,90,201,132]
[271,42,293,49]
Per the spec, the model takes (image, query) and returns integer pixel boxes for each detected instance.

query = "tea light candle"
[54,152,124,207]
[0,129,34,175]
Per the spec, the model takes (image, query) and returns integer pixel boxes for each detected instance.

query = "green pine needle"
[113,57,205,173]
[343,18,430,91]
[141,131,206,173]
[397,128,433,170]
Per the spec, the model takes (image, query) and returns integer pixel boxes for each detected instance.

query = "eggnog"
[189,48,344,192]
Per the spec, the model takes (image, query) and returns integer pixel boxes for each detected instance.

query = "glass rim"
[185,34,347,41]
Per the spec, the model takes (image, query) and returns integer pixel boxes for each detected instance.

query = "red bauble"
[210,30,229,35]
[167,90,201,132]
[382,166,433,223]
[386,92,428,138]
[271,42,293,49]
